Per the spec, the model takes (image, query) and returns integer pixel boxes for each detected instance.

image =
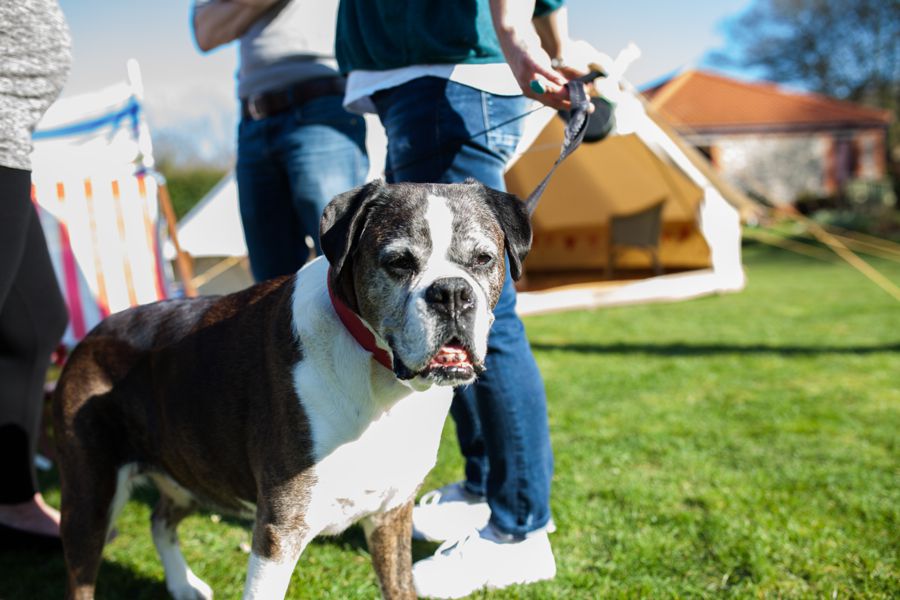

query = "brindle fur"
[54,180,532,600]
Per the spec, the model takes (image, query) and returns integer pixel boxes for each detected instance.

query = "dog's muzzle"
[393,277,484,384]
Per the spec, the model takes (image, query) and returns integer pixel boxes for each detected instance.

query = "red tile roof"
[646,70,892,132]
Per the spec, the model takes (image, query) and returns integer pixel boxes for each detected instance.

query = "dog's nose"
[425,278,475,318]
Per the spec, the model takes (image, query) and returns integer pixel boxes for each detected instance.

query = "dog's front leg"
[362,500,416,599]
[242,506,309,600]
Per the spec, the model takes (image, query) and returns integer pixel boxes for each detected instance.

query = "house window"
[832,136,859,188]
[856,134,878,179]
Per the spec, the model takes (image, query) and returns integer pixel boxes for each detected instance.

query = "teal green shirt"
[336,0,565,74]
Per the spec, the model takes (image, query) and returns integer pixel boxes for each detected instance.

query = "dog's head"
[320,179,531,387]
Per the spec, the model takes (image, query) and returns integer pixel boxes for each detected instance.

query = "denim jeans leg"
[237,114,301,282]
[374,77,553,536]
[278,95,368,256]
[236,95,367,281]
[483,267,553,535]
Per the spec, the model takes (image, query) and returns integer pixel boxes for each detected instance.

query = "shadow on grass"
[32,451,440,591]
[311,524,368,553]
[0,547,168,600]
[1,475,168,600]
[308,525,439,562]
[530,341,900,357]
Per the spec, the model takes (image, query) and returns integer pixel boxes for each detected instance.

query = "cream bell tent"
[505,45,748,315]
[509,131,710,276]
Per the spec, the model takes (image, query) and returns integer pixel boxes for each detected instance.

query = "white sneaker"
[413,525,556,599]
[412,481,491,542]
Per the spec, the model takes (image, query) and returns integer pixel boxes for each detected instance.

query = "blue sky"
[57,0,753,164]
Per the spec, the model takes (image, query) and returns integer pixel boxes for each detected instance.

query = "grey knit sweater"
[0,0,71,171]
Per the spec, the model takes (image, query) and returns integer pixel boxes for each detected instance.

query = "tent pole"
[157,181,198,298]
[819,224,900,259]
[829,235,900,262]
[783,208,900,301]
[742,227,835,262]
[190,255,243,289]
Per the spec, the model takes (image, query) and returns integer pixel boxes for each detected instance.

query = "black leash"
[523,74,596,215]
[381,72,601,214]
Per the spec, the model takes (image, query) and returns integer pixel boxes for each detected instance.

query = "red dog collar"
[327,270,394,371]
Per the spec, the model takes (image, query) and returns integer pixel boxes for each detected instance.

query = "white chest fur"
[290,259,453,536]
[306,382,451,535]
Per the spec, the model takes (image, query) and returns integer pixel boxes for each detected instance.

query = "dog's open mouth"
[429,344,470,368]
[424,339,479,383]
[389,336,483,384]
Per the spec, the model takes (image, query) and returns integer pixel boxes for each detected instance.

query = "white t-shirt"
[344,63,523,115]
[194,0,341,99]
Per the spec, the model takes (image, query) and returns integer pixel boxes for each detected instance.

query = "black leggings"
[0,165,68,504]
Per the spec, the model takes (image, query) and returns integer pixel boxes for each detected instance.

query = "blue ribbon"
[33,96,142,140]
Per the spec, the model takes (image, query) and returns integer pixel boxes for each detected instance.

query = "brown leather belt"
[241,76,347,121]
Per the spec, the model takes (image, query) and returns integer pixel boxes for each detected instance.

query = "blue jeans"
[236,93,368,282]
[373,77,553,537]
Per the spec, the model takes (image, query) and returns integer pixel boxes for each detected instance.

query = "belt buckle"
[247,96,265,120]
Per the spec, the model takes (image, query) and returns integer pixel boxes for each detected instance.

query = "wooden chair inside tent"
[29,62,193,352]
[607,200,664,278]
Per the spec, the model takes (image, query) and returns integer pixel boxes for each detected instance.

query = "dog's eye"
[383,252,418,275]
[473,253,495,268]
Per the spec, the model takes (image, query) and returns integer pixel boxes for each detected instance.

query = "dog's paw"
[168,570,213,600]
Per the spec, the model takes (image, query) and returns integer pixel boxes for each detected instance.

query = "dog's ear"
[482,186,532,281]
[320,180,385,276]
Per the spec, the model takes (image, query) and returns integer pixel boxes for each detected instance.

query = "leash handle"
[523,76,596,216]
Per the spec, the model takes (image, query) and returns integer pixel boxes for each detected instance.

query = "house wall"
[685,132,827,204]
[683,129,887,204]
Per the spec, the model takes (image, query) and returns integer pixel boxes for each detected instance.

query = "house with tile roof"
[645,70,892,205]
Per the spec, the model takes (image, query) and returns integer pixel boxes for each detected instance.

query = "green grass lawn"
[3,241,898,598]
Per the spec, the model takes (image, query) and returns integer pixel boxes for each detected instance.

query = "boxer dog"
[53,179,532,600]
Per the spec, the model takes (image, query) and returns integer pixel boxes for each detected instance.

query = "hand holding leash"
[501,33,572,110]
[490,0,592,111]
[524,77,594,215]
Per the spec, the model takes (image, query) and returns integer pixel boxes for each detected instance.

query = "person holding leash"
[337,0,588,596]
[192,0,368,281]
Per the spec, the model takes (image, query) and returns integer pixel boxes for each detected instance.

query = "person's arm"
[490,0,588,110]
[532,6,567,66]
[192,0,281,52]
